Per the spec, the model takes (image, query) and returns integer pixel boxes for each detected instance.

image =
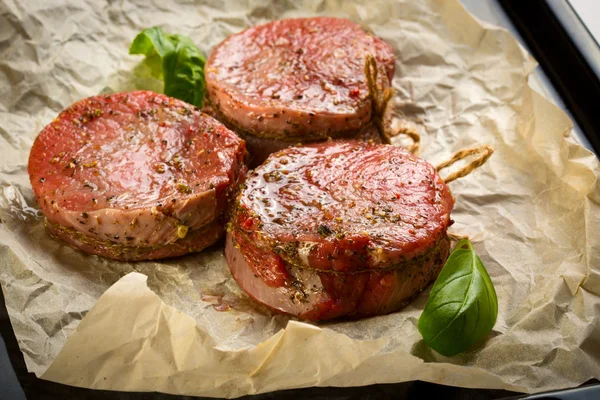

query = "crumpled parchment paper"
[0,0,599,397]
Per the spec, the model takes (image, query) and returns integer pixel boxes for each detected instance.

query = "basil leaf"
[162,34,206,109]
[418,239,498,357]
[130,26,175,58]
[129,27,206,107]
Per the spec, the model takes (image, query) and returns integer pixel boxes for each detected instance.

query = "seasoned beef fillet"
[28,91,246,261]
[206,17,395,164]
[226,141,454,321]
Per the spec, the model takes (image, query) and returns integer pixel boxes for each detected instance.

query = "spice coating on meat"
[234,123,384,168]
[28,91,246,260]
[226,233,451,320]
[48,219,224,261]
[205,17,395,141]
[226,141,454,321]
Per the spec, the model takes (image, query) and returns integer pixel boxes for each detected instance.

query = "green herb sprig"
[130,27,206,107]
[418,239,498,357]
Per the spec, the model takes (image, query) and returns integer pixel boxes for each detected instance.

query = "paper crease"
[1,0,600,397]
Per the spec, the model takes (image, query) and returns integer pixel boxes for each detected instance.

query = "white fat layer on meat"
[297,241,318,267]
[368,247,388,266]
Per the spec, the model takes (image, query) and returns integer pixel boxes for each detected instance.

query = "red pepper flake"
[241,217,254,231]
[349,88,360,98]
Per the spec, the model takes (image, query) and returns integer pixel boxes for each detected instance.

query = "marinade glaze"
[226,141,454,321]
[29,91,246,260]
